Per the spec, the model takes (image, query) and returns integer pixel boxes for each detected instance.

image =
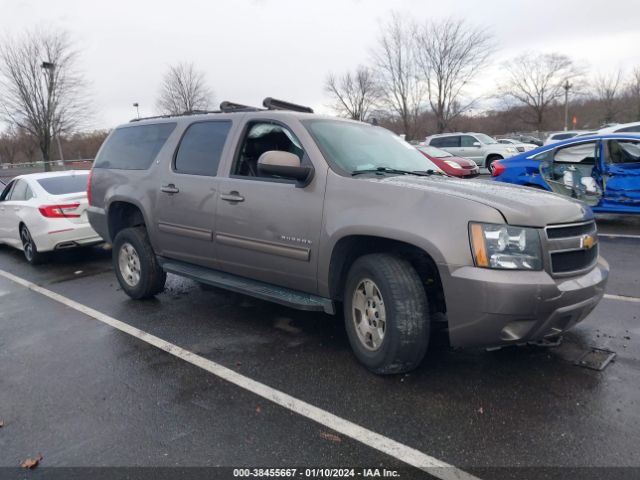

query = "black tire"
[343,254,430,375]
[20,225,47,265]
[485,155,503,172]
[112,226,166,299]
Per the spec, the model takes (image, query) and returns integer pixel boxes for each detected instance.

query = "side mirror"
[257,151,313,186]
[472,142,481,147]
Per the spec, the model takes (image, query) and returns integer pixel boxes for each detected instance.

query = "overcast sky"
[1,0,639,130]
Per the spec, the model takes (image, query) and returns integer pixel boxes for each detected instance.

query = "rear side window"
[8,179,28,200]
[37,174,89,195]
[554,142,597,164]
[431,136,459,148]
[94,123,176,170]
[615,125,640,133]
[174,121,232,176]
[551,133,576,141]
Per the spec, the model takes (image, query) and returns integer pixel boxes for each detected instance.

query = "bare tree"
[0,128,19,164]
[499,52,582,130]
[0,30,87,171]
[372,13,424,140]
[325,66,380,121]
[593,69,622,125]
[415,18,494,133]
[156,63,213,115]
[626,66,640,120]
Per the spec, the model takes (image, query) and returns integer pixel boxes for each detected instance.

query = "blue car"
[491,134,640,214]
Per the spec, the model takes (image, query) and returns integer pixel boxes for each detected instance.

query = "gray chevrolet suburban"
[88,98,609,374]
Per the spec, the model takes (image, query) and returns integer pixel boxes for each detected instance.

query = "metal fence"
[0,159,93,184]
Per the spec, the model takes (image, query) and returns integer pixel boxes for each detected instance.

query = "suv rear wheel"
[113,226,166,299]
[343,254,430,374]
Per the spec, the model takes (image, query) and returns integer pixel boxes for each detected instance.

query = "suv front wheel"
[343,254,430,374]
[113,226,166,299]
[486,154,503,172]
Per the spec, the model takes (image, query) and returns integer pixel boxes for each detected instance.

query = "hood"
[372,176,592,227]
[492,143,519,152]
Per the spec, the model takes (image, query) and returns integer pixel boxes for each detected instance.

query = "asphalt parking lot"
[1,215,639,480]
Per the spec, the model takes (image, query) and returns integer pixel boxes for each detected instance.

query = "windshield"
[476,133,498,144]
[418,145,453,158]
[303,120,439,174]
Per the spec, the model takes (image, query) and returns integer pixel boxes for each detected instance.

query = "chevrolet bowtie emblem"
[581,234,596,250]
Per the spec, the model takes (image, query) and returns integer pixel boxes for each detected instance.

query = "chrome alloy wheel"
[352,278,386,351]
[20,227,34,261]
[118,242,141,287]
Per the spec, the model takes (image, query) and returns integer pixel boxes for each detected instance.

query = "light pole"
[133,102,140,119]
[563,80,572,131]
[41,61,65,168]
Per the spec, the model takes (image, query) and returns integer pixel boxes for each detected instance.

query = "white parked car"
[0,171,102,264]
[424,132,518,170]
[497,138,538,152]
[595,121,640,135]
[544,130,595,145]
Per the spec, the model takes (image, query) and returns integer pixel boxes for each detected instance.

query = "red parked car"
[417,145,480,178]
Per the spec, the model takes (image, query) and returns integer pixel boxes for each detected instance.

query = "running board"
[158,258,335,314]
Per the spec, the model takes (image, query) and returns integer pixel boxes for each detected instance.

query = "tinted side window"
[431,136,459,148]
[174,121,232,176]
[8,180,28,201]
[552,133,575,141]
[615,125,640,133]
[94,123,176,170]
[461,135,477,147]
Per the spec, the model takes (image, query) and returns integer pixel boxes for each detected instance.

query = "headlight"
[506,147,517,153]
[443,160,463,169]
[469,223,542,270]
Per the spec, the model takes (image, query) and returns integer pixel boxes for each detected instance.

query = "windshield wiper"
[352,167,432,177]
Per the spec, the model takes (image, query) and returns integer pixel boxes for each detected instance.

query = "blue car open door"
[598,138,640,213]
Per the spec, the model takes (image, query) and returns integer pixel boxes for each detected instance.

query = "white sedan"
[0,171,103,264]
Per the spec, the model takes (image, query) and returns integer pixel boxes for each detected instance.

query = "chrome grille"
[545,221,598,276]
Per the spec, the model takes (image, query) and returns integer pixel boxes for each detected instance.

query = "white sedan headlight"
[469,223,543,270]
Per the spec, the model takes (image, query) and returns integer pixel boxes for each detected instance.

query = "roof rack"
[129,110,223,122]
[129,97,313,122]
[263,97,313,113]
[219,101,261,113]
[130,114,173,122]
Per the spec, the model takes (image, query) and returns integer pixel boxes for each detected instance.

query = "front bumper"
[440,257,609,348]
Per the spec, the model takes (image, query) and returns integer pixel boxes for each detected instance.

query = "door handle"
[14,207,20,211]
[161,184,179,194]
[220,191,245,203]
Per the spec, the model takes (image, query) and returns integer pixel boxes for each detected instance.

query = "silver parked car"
[497,138,538,152]
[424,132,519,170]
[88,98,609,374]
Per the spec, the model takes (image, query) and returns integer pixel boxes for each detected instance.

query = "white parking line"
[598,233,640,239]
[0,269,478,480]
[604,293,640,303]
